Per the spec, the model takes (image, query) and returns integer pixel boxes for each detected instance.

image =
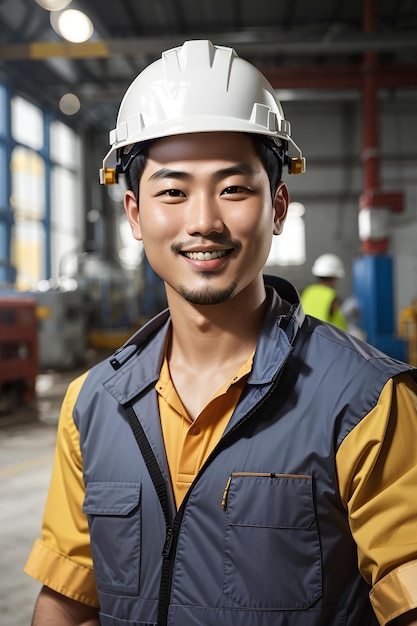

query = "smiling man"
[25,40,417,626]
[125,133,287,304]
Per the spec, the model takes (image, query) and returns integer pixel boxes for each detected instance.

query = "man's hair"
[124,150,148,198]
[252,137,283,201]
[124,135,283,202]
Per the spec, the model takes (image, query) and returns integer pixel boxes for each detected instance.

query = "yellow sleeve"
[24,372,99,608]
[336,373,417,625]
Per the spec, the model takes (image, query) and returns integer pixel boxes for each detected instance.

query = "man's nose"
[186,194,224,236]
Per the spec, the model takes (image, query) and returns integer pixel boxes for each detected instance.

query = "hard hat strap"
[118,140,154,176]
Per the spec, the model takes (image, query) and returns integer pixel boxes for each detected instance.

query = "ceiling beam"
[0,41,110,60]
[261,63,417,89]
[2,31,417,60]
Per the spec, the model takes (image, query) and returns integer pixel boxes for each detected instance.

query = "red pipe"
[360,0,391,254]
[362,0,380,193]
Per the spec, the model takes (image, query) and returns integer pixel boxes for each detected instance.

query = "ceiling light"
[59,93,80,115]
[50,9,94,43]
[35,0,72,10]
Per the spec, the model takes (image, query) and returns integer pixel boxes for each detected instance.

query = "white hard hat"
[312,254,345,278]
[100,39,305,184]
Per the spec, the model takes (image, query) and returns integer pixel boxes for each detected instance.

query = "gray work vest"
[74,276,415,626]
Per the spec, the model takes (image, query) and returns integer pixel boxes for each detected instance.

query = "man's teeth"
[185,250,228,261]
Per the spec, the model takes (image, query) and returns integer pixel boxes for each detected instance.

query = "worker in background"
[25,40,417,626]
[301,253,349,330]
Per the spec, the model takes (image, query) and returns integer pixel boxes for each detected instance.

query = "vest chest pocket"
[83,481,142,594]
[223,473,322,610]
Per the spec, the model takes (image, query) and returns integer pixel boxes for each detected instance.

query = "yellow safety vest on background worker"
[301,284,348,330]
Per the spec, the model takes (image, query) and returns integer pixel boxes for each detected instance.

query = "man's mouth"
[182,250,231,261]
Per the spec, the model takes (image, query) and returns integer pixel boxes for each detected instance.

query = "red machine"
[0,296,39,411]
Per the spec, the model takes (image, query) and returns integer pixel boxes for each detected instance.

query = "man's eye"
[157,189,185,197]
[221,186,249,195]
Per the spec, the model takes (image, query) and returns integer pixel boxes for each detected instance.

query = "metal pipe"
[362,0,380,194]
[360,0,391,255]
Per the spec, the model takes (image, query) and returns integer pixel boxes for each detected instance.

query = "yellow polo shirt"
[156,353,253,509]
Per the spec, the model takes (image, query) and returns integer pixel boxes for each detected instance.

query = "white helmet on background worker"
[100,39,305,184]
[312,254,346,279]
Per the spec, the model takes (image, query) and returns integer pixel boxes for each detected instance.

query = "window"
[50,119,78,167]
[11,220,45,289]
[10,146,45,219]
[51,165,82,277]
[266,202,306,267]
[8,96,83,288]
[118,216,144,269]
[10,146,46,289]
[11,96,43,151]
[50,121,82,280]
[10,97,45,288]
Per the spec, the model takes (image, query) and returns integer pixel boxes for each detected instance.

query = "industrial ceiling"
[1,0,417,138]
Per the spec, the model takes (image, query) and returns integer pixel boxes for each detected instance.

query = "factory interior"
[0,1,417,622]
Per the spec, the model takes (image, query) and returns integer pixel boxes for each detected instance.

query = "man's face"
[124,132,288,306]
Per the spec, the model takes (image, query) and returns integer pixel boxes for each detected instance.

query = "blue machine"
[352,255,407,361]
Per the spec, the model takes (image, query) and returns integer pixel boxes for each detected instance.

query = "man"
[25,40,417,626]
[301,253,349,330]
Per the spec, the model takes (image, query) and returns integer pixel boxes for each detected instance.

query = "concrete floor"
[0,355,107,626]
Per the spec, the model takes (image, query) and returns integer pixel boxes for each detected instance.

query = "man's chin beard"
[178,281,238,305]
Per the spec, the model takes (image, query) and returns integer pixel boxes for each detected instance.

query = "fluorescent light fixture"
[50,9,94,43]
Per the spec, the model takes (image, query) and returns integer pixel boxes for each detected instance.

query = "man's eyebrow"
[147,168,193,182]
[214,163,257,180]
[147,163,257,183]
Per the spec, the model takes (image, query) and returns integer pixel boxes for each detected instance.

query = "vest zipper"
[156,348,293,625]
[162,527,173,558]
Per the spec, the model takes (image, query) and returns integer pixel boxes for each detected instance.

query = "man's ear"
[273,182,290,235]
[124,190,143,241]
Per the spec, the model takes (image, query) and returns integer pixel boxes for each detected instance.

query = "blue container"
[353,255,407,361]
